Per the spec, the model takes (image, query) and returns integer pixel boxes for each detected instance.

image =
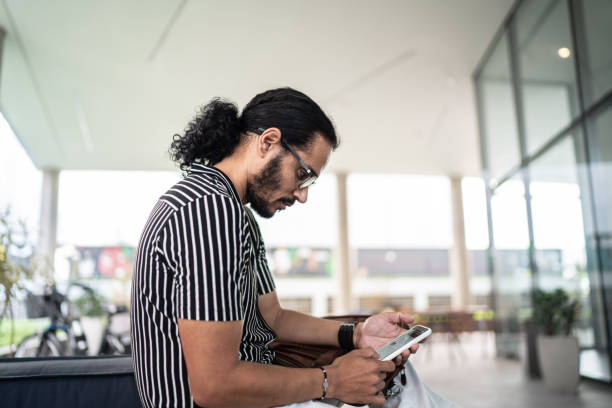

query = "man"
[131,88,457,407]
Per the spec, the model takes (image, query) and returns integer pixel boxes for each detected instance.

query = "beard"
[246,154,295,218]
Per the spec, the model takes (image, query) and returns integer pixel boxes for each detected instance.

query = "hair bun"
[169,98,242,170]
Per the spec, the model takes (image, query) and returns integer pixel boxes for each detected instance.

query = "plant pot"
[536,335,579,392]
[80,316,105,356]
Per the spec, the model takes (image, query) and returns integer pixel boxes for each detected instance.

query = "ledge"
[0,356,134,380]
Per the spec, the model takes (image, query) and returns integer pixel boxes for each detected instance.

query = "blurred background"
[0,0,611,406]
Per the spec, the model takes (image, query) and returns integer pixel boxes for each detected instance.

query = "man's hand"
[325,348,396,406]
[355,312,419,366]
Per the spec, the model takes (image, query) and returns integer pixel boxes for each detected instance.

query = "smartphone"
[376,325,432,361]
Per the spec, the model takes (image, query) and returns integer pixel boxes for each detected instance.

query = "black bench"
[0,356,142,407]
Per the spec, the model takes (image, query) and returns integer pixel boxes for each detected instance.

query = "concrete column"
[335,173,354,314]
[449,176,471,310]
[36,169,60,264]
[312,292,328,317]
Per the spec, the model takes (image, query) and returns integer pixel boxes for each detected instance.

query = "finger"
[393,354,403,366]
[400,349,412,361]
[378,360,396,372]
[370,392,387,406]
[376,380,386,391]
[411,343,419,353]
[397,312,415,327]
[356,347,378,358]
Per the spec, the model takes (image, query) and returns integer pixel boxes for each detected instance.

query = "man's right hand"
[324,348,396,406]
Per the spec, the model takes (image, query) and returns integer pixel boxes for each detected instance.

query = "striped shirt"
[131,164,277,408]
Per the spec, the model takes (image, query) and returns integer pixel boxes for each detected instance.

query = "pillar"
[335,172,354,314]
[450,176,471,309]
[36,169,60,265]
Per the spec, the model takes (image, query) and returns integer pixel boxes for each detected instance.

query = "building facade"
[475,0,612,382]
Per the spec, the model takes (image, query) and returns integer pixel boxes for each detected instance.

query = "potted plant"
[531,288,580,392]
[0,207,34,354]
[72,285,107,355]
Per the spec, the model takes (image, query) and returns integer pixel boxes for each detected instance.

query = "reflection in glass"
[530,136,586,291]
[490,177,531,358]
[589,104,612,233]
[578,0,612,107]
[476,32,521,184]
[515,0,579,155]
[588,102,612,381]
[529,134,609,381]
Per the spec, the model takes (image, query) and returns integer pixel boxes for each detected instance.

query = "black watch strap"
[338,323,355,351]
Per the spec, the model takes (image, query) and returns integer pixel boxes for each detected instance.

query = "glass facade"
[476,33,521,184]
[576,0,612,108]
[515,0,580,155]
[475,0,612,382]
[588,100,612,381]
[490,176,532,358]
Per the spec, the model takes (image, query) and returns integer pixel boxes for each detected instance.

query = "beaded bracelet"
[319,366,329,399]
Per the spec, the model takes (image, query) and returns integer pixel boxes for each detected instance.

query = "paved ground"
[409,333,612,408]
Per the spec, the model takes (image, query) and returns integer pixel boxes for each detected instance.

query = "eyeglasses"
[256,128,318,189]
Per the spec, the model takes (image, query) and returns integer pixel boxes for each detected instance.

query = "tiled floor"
[409,333,612,408]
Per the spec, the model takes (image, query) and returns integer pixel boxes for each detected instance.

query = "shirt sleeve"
[244,207,276,295]
[161,194,244,321]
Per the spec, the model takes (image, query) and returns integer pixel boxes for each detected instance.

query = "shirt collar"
[189,163,241,203]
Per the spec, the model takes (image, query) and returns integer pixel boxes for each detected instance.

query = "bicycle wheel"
[14,332,63,357]
[98,333,127,355]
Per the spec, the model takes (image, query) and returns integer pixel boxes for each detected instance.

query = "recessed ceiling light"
[558,47,571,58]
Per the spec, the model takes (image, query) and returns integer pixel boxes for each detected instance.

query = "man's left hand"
[355,312,419,366]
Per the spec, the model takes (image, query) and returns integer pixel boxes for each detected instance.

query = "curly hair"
[169,88,338,171]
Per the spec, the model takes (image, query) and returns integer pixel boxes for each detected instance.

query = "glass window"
[462,178,493,306]
[589,102,612,234]
[515,0,580,155]
[596,236,612,381]
[476,32,521,184]
[490,177,531,358]
[578,0,612,107]
[587,101,612,381]
[529,134,608,371]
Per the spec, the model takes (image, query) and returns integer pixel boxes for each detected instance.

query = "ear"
[256,127,282,158]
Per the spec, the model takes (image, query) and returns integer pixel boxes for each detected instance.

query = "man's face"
[246,134,332,218]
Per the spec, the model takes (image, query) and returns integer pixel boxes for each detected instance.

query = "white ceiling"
[0,0,514,176]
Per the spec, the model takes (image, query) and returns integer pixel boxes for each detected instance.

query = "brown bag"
[270,315,404,403]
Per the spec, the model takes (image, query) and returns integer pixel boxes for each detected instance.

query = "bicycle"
[14,282,131,357]
[98,303,131,355]
[14,283,89,357]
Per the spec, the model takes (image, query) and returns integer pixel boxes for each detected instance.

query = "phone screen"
[376,326,428,360]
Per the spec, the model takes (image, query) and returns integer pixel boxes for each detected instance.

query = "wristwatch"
[338,323,355,351]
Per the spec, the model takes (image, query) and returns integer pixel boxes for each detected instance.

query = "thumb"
[355,347,379,359]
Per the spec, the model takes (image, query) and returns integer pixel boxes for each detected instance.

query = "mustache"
[279,198,295,206]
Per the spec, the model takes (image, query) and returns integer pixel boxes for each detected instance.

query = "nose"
[294,187,309,204]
